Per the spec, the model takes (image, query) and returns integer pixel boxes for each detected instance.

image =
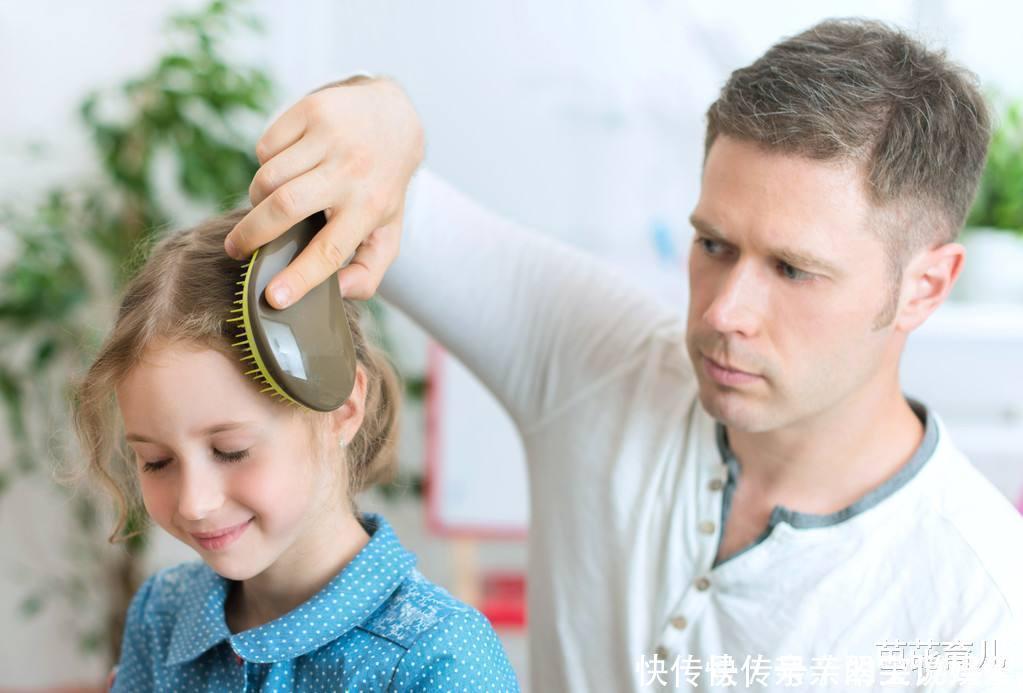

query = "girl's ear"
[330,365,368,446]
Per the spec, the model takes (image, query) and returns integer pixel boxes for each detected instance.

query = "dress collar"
[166,512,415,666]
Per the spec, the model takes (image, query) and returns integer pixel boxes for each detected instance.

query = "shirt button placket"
[657,606,693,674]
[659,469,722,666]
[703,475,724,549]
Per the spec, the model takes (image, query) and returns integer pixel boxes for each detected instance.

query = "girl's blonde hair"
[71,209,400,542]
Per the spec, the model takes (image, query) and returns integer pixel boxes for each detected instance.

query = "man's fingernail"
[270,283,291,308]
[225,237,239,259]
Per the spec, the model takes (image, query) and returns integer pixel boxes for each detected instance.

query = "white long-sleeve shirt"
[379,170,1023,692]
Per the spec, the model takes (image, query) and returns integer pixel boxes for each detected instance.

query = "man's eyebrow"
[125,421,256,444]
[689,214,843,276]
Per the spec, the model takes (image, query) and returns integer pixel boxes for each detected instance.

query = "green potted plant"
[957,96,1023,302]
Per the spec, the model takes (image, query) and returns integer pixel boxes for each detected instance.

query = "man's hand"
[225,76,424,306]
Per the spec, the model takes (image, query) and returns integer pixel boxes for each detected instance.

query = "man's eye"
[778,261,814,282]
[696,237,723,255]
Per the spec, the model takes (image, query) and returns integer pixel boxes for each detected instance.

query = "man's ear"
[330,365,368,446]
[894,242,965,333]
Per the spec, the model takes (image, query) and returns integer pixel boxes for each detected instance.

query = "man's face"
[685,136,902,434]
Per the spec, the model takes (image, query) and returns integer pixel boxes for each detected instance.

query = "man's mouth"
[702,354,762,386]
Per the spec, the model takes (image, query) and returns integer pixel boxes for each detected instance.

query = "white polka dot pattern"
[109,513,520,691]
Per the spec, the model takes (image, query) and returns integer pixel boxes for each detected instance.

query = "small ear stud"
[339,436,348,449]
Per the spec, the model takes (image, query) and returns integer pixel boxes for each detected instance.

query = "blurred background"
[1,1,1021,690]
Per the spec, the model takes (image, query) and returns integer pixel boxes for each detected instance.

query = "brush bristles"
[231,264,299,407]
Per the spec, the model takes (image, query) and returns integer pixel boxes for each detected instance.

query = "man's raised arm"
[379,168,679,432]
[233,77,679,432]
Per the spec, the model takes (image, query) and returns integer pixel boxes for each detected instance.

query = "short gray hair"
[706,18,990,259]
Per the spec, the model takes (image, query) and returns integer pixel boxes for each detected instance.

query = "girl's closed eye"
[141,448,250,473]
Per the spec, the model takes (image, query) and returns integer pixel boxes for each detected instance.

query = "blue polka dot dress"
[110,513,520,691]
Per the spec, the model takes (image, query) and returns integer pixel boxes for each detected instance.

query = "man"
[225,19,1022,691]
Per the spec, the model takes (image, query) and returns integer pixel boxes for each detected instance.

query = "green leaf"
[405,376,428,402]
[0,368,30,454]
[968,95,1023,235]
[19,594,44,619]
[79,627,105,654]
[73,496,99,531]
[32,338,60,373]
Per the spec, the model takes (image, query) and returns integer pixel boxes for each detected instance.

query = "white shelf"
[917,301,1023,338]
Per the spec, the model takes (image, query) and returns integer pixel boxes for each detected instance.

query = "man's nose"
[176,459,224,522]
[702,262,763,337]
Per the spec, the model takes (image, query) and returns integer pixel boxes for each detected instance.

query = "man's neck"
[725,385,925,517]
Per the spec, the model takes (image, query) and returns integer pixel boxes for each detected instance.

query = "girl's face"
[115,342,359,581]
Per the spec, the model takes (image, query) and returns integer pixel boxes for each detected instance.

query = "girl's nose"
[175,461,225,522]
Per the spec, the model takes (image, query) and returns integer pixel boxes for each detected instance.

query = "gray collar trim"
[712,398,937,567]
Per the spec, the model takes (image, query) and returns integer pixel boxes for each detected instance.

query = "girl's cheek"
[228,460,276,510]
[235,455,311,521]
[139,477,174,525]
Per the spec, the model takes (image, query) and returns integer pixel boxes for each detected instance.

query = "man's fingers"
[338,224,402,300]
[227,168,335,259]
[249,137,325,207]
[254,100,308,165]
[263,203,379,308]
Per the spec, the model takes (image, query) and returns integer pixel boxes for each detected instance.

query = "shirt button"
[670,615,688,630]
[655,645,669,661]
[698,520,716,535]
[694,576,711,591]
[708,478,724,491]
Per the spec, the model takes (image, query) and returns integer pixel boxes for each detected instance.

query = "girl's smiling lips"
[189,518,253,550]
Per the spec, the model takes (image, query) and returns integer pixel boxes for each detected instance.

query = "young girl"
[73,209,519,691]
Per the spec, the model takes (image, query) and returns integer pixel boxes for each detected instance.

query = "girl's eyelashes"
[142,459,170,473]
[140,448,250,473]
[215,448,250,463]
